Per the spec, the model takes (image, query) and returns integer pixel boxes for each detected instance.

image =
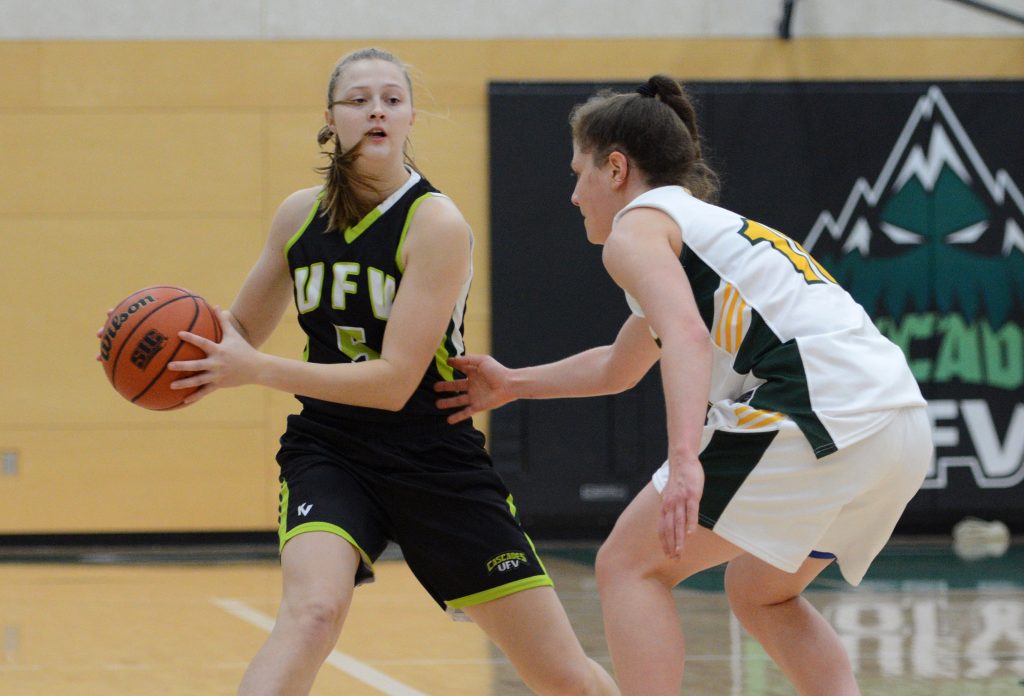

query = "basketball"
[98,285,222,410]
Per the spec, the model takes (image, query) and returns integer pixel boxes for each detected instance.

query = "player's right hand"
[434,354,516,424]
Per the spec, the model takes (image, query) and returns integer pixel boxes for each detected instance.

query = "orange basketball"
[98,285,221,410]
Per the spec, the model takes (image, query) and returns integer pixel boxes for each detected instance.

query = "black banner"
[489,81,1024,534]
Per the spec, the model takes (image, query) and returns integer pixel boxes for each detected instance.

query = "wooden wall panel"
[0,43,42,107]
[264,110,325,211]
[0,427,269,531]
[0,114,262,215]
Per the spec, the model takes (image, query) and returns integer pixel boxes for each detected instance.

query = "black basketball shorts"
[276,414,553,613]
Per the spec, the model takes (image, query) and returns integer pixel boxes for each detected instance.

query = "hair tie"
[636,82,656,98]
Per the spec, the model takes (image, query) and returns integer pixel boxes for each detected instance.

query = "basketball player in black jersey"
[168,48,618,696]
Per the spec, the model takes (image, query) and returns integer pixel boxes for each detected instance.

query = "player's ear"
[608,150,629,187]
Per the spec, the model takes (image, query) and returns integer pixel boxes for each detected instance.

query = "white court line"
[211,598,428,696]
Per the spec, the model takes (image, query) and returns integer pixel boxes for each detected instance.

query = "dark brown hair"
[315,48,416,232]
[569,75,720,202]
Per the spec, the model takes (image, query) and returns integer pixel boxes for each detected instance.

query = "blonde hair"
[315,48,417,232]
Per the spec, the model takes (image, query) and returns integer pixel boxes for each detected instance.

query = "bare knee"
[727,579,778,624]
[596,536,693,597]
[281,593,349,647]
[594,538,626,594]
[724,561,801,623]
[595,536,657,596]
[725,563,759,617]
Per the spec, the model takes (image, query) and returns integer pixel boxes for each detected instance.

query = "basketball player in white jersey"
[436,75,931,696]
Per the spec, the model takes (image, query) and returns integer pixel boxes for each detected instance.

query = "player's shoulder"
[268,186,323,243]
[410,191,470,240]
[278,186,323,219]
[415,190,464,220]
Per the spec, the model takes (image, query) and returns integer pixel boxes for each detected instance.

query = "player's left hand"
[168,309,258,403]
[658,457,704,559]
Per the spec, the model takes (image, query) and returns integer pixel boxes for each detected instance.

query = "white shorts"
[652,405,931,585]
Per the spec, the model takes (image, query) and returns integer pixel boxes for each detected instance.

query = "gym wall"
[0,5,1020,534]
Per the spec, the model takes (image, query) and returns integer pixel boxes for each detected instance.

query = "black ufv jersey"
[284,170,470,424]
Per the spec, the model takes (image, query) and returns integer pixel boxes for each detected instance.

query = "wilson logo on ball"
[98,294,158,361]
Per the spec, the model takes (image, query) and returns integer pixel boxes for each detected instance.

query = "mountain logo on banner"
[803,86,1024,491]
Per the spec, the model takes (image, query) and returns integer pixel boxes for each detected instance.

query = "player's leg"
[390,425,618,695]
[721,409,932,696]
[594,482,744,696]
[724,553,859,696]
[238,531,361,696]
[461,587,620,696]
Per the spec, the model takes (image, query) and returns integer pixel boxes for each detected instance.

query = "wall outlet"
[1,451,17,476]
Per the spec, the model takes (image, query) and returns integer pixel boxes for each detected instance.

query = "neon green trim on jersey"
[434,341,454,381]
[284,193,323,257]
[279,521,374,569]
[394,192,436,273]
[344,207,383,244]
[524,533,548,576]
[279,480,291,541]
[445,575,555,610]
[503,494,549,576]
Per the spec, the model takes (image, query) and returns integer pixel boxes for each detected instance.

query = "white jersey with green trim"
[617,186,925,457]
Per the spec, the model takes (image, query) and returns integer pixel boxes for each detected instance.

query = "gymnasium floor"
[1,539,1022,695]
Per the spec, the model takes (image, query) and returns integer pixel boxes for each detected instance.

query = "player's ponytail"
[315,127,377,233]
[642,76,720,203]
[570,75,720,202]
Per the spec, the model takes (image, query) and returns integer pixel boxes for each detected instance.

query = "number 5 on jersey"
[336,325,380,362]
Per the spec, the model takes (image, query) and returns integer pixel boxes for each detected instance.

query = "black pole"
[778,0,796,40]
[941,0,1024,25]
